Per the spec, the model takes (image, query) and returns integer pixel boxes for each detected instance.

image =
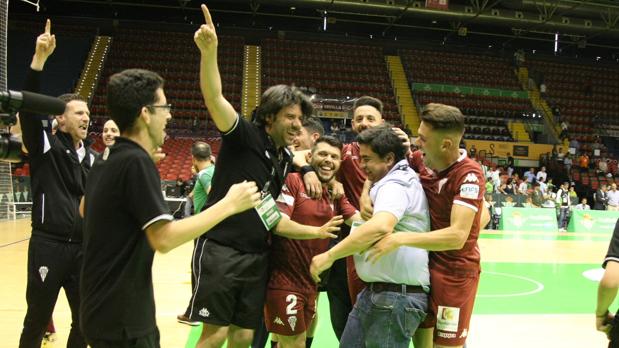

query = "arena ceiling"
[10,0,619,52]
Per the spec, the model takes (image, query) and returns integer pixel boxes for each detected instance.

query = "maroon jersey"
[408,150,485,274]
[270,173,358,292]
[338,142,366,209]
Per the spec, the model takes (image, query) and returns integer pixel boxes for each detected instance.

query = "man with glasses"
[79,68,262,348]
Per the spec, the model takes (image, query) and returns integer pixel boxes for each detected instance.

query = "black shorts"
[187,239,269,329]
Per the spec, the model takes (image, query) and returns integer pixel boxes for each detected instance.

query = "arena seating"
[89,28,244,134]
[261,38,400,121]
[527,57,619,150]
[400,48,536,141]
[400,48,521,89]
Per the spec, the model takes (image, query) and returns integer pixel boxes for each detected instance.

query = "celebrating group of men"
[17,4,489,348]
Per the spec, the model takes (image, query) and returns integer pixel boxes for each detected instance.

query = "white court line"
[477,271,545,298]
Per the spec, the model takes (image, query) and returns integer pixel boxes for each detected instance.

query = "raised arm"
[21,19,56,156]
[194,4,237,133]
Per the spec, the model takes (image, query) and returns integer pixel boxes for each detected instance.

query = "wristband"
[300,165,315,176]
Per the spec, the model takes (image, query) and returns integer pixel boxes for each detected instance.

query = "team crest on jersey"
[39,266,49,282]
[288,316,297,331]
[273,317,284,326]
[463,173,479,183]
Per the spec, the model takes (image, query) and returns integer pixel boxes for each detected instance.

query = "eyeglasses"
[146,104,173,113]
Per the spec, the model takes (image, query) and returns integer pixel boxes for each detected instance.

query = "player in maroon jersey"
[266,136,360,348]
[367,103,488,348]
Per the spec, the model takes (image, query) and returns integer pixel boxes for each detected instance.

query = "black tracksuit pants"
[19,235,86,348]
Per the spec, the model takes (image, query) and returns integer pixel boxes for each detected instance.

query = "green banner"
[499,207,558,231]
[567,210,619,234]
[412,82,528,99]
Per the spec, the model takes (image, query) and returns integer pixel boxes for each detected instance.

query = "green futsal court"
[183,229,613,347]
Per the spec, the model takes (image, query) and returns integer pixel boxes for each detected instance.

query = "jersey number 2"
[286,294,298,315]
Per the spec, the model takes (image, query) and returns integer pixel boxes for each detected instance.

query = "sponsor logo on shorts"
[273,317,284,326]
[437,331,457,339]
[198,308,210,317]
[39,266,49,282]
[460,184,480,199]
[436,305,460,333]
[288,316,297,331]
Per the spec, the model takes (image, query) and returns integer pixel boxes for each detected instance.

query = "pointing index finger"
[45,19,51,34]
[201,4,214,29]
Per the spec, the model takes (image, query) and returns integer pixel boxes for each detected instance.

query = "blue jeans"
[558,206,569,229]
[340,286,428,348]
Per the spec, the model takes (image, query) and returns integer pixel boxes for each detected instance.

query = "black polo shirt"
[204,115,292,253]
[80,137,173,340]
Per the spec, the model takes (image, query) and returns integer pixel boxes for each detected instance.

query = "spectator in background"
[551,145,559,160]
[569,186,578,205]
[560,121,569,140]
[490,165,501,189]
[485,177,494,194]
[564,155,573,174]
[536,166,547,183]
[502,195,516,207]
[506,152,515,177]
[569,138,580,152]
[504,178,516,195]
[469,144,477,159]
[598,159,609,176]
[542,191,557,208]
[557,147,565,161]
[484,194,497,229]
[594,184,609,210]
[522,196,536,208]
[556,182,571,231]
[547,178,556,193]
[523,167,536,184]
[539,178,548,195]
[575,198,590,210]
[579,153,590,173]
[517,179,529,196]
[101,119,120,147]
[608,183,619,211]
[532,184,544,207]
[174,176,186,198]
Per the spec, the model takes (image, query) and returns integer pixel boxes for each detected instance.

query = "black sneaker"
[177,314,201,326]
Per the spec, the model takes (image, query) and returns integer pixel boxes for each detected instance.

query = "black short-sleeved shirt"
[603,219,619,268]
[204,115,292,253]
[80,137,173,340]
